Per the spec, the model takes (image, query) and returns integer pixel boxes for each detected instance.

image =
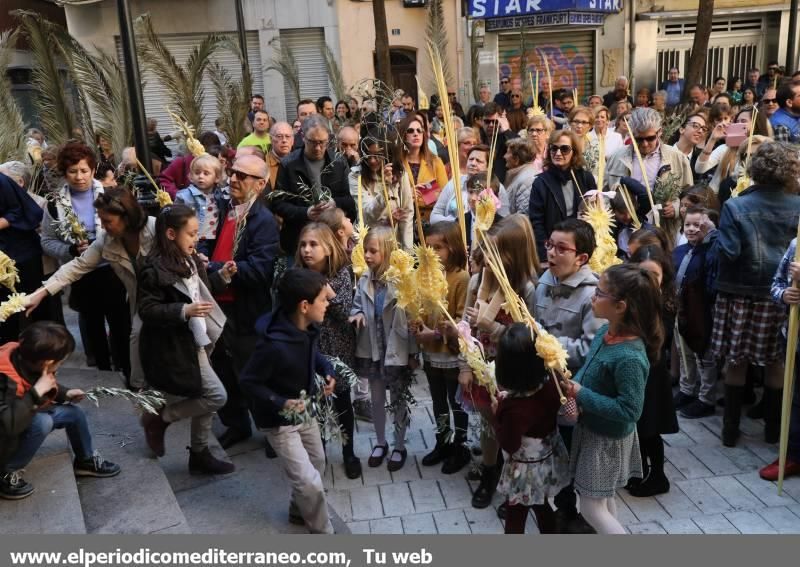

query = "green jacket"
[574,325,649,439]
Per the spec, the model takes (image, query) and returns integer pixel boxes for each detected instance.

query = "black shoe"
[421,436,450,467]
[141,411,170,457]
[189,447,235,475]
[343,454,362,479]
[74,452,121,478]
[628,472,670,497]
[387,449,407,472]
[673,392,696,409]
[288,510,305,526]
[217,427,251,450]
[442,444,471,474]
[496,501,507,520]
[264,437,277,459]
[680,399,716,419]
[0,470,34,500]
[471,464,498,508]
[565,514,597,534]
[624,476,643,491]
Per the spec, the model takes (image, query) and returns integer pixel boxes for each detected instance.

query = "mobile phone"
[725,122,748,148]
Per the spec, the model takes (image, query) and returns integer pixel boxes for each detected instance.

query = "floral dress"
[318,264,356,393]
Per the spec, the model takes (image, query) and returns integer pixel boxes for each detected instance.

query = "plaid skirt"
[710,293,786,366]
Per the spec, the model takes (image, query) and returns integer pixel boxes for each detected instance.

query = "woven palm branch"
[12,10,77,144]
[322,43,347,102]
[134,14,222,131]
[425,0,454,90]
[0,29,26,162]
[266,40,300,102]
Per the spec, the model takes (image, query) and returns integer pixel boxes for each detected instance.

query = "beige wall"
[638,0,784,10]
[335,0,463,98]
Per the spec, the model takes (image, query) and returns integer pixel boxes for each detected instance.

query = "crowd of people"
[2,61,800,536]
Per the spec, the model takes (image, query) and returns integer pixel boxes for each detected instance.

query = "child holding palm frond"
[349,226,417,472]
[461,214,540,509]
[412,222,471,474]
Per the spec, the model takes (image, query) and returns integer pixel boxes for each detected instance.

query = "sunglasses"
[511,94,521,98]
[406,127,425,135]
[634,134,659,144]
[228,168,264,181]
[500,79,509,84]
[544,239,577,255]
[549,144,573,155]
[762,98,778,104]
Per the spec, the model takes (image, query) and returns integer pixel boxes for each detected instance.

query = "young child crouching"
[1,322,120,499]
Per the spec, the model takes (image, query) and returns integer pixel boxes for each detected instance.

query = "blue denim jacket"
[714,185,800,299]
[771,238,800,352]
[175,185,222,225]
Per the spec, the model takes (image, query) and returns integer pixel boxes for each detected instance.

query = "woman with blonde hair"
[588,105,624,158]
[525,114,553,173]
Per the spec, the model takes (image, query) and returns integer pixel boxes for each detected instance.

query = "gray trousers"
[162,350,227,451]
[264,421,333,534]
[678,340,718,406]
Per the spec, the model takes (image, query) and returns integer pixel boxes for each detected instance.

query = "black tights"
[639,434,665,477]
[424,364,468,442]
[505,502,556,534]
[333,388,356,457]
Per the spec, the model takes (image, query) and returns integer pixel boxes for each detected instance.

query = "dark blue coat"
[673,231,719,353]
[239,311,335,428]
[208,197,279,334]
[0,172,43,263]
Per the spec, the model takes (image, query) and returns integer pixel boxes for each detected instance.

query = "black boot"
[722,385,744,447]
[471,463,499,509]
[746,394,765,419]
[422,431,451,467]
[762,387,782,444]
[189,447,236,475]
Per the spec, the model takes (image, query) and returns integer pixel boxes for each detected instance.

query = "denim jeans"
[5,404,94,472]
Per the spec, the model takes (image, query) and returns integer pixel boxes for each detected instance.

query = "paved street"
[324,377,800,535]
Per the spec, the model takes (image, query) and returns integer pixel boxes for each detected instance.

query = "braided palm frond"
[425,0,453,91]
[12,10,76,144]
[0,29,26,162]
[322,43,347,102]
[266,40,300,102]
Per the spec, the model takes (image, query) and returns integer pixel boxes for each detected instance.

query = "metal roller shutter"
[497,30,595,101]
[278,28,330,122]
[116,31,264,147]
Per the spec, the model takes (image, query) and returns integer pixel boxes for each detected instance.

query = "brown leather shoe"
[141,412,170,457]
[188,448,235,475]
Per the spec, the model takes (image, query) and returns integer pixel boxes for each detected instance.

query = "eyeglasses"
[634,134,660,144]
[593,288,618,301]
[544,240,577,255]
[228,168,265,181]
[406,127,425,135]
[527,128,546,134]
[570,119,592,126]
[484,119,498,125]
[549,144,573,155]
[500,79,509,84]
[306,138,329,147]
[762,98,778,104]
[686,121,708,133]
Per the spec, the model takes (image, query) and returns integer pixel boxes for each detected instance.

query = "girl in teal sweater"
[565,264,664,534]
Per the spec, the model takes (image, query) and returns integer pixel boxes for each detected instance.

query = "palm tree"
[0,29,26,162]
[208,38,253,147]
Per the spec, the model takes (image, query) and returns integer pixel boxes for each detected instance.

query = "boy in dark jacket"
[672,207,720,418]
[239,268,337,534]
[1,322,119,500]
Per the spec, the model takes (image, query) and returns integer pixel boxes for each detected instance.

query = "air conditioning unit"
[403,0,429,7]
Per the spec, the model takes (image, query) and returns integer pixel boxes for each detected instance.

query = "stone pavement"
[323,376,800,535]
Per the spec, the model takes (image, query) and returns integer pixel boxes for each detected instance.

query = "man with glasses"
[770,80,800,143]
[272,115,356,256]
[759,61,781,92]
[210,154,280,450]
[760,88,779,118]
[480,102,519,184]
[493,75,512,110]
[606,108,693,232]
[744,68,765,98]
